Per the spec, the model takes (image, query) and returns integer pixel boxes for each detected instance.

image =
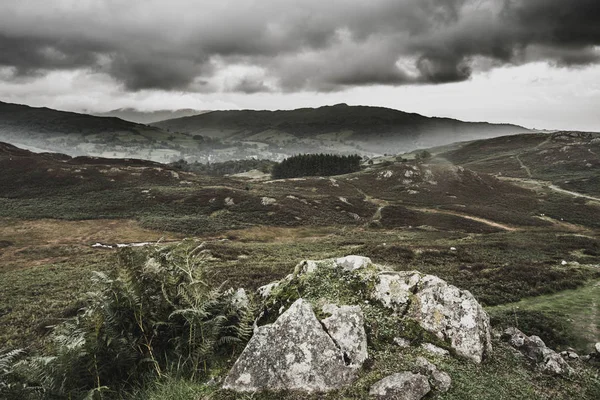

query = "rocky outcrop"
[225,255,494,394]
[421,343,449,357]
[223,299,365,392]
[372,270,492,363]
[297,255,373,275]
[369,372,431,400]
[261,257,492,363]
[502,327,573,376]
[334,255,372,272]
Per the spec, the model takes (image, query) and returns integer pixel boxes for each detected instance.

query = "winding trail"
[546,184,600,202]
[499,176,600,202]
[347,179,518,231]
[406,207,518,231]
[515,154,532,178]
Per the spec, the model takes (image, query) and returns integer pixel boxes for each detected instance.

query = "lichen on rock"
[502,327,573,376]
[225,255,494,394]
[369,372,431,400]
[321,304,368,368]
[371,270,492,363]
[223,299,363,392]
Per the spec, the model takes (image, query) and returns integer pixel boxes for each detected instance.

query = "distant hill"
[0,101,532,163]
[95,108,210,124]
[0,101,199,162]
[153,103,531,154]
[0,101,153,137]
[440,131,600,196]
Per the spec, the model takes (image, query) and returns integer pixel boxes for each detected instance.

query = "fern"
[10,240,259,399]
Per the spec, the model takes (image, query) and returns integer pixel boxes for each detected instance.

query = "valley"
[0,101,530,164]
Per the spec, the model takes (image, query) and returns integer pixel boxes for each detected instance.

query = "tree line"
[271,153,362,179]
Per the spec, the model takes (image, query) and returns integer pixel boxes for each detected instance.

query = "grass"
[489,279,600,353]
[2,133,600,399]
[1,224,600,399]
[0,253,114,349]
[0,218,183,348]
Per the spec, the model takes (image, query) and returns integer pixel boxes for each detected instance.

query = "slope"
[153,103,530,154]
[441,131,600,196]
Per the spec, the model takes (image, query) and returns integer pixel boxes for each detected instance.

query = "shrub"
[17,242,255,399]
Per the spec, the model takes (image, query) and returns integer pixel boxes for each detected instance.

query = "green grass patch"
[489,279,600,353]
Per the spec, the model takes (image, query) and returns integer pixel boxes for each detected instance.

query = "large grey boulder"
[502,327,573,376]
[372,271,492,363]
[369,372,431,400]
[223,299,361,392]
[322,304,368,368]
[409,274,492,363]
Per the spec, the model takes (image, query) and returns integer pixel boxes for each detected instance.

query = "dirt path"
[349,179,518,231]
[546,184,600,202]
[515,154,532,178]
[535,215,594,233]
[407,207,519,231]
[499,177,600,203]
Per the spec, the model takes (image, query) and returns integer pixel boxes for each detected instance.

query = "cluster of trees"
[271,153,362,179]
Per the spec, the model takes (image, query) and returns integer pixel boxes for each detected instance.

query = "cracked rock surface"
[223,298,364,392]
[322,304,368,368]
[372,270,492,363]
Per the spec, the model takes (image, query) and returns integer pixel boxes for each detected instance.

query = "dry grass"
[0,218,184,271]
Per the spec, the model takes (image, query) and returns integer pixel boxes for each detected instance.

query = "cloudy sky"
[1,0,599,130]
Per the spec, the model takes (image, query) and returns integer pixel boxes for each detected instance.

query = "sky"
[1,0,599,131]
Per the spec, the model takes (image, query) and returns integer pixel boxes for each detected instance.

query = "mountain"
[0,101,532,164]
[0,101,201,162]
[0,101,152,137]
[94,108,209,124]
[153,103,531,154]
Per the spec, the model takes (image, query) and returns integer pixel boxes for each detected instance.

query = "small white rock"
[394,337,411,348]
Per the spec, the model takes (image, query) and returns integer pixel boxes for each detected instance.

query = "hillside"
[440,131,600,196]
[153,103,530,154]
[0,101,531,164]
[0,101,157,137]
[0,101,220,163]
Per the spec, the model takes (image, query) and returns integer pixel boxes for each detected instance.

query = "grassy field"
[490,279,600,353]
[2,220,599,353]
[1,134,600,399]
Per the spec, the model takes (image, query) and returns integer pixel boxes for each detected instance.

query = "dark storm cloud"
[0,34,104,74]
[0,0,599,92]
